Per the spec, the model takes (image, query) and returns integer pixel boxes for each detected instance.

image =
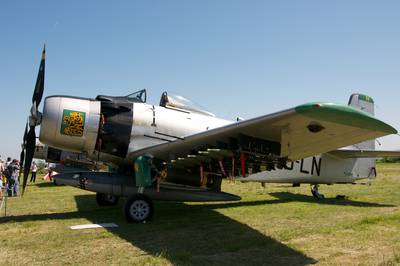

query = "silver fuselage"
[39,97,376,185]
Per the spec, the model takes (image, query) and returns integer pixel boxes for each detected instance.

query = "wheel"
[311,185,325,200]
[96,193,120,206]
[125,194,153,223]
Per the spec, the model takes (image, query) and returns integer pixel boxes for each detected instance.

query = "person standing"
[0,159,4,181]
[7,159,20,197]
[30,162,38,183]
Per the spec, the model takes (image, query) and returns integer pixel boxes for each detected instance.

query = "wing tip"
[295,102,397,135]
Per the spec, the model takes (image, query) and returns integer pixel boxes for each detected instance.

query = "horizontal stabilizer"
[328,149,400,158]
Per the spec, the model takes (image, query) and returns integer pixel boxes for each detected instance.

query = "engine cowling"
[39,96,101,153]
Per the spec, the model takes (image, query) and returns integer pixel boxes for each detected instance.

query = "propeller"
[21,45,46,195]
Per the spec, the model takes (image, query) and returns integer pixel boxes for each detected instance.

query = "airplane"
[20,46,400,222]
[28,140,79,164]
[33,141,106,171]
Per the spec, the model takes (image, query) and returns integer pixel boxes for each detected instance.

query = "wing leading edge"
[128,102,397,162]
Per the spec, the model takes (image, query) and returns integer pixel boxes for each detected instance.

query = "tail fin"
[347,93,376,180]
[348,93,374,114]
[348,93,375,150]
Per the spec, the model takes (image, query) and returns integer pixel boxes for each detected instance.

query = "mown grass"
[1,163,399,265]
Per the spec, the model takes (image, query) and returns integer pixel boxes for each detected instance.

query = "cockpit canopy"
[127,89,146,103]
[96,89,215,117]
[96,89,147,103]
[159,91,215,117]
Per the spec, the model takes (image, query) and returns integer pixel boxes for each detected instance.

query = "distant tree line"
[377,157,400,163]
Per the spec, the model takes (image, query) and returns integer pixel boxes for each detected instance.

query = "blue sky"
[1,0,400,159]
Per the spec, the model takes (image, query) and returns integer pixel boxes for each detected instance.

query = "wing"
[328,149,400,159]
[128,102,397,162]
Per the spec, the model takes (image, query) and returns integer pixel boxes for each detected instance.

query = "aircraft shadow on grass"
[2,194,317,265]
[267,192,396,208]
[34,182,56,188]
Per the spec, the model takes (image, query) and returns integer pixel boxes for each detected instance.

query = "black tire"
[96,193,120,206]
[206,174,222,191]
[125,194,153,223]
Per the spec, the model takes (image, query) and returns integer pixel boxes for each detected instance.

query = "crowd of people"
[0,157,40,198]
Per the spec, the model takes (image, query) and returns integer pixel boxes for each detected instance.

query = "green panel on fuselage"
[134,156,152,187]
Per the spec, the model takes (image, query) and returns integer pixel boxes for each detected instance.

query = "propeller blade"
[32,44,45,108]
[20,121,28,169]
[19,149,25,170]
[19,147,25,181]
[22,126,36,195]
[23,121,28,143]
[22,46,46,195]
[19,149,25,185]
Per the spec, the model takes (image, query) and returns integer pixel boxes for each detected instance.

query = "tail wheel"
[96,193,120,206]
[311,184,325,200]
[125,194,153,223]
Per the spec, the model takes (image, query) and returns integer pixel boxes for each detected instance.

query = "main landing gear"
[311,184,325,200]
[96,192,154,223]
[124,194,154,223]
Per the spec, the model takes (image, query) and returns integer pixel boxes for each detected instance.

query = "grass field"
[1,163,400,265]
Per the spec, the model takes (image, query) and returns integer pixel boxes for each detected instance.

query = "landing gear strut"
[311,184,325,199]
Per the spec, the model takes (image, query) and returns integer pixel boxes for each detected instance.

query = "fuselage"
[38,92,377,185]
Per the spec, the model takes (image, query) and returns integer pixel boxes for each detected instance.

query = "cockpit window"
[159,91,215,116]
[126,89,146,103]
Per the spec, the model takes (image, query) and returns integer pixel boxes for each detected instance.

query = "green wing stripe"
[295,103,397,133]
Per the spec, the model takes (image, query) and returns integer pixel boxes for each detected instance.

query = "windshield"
[159,91,215,116]
[126,89,146,103]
